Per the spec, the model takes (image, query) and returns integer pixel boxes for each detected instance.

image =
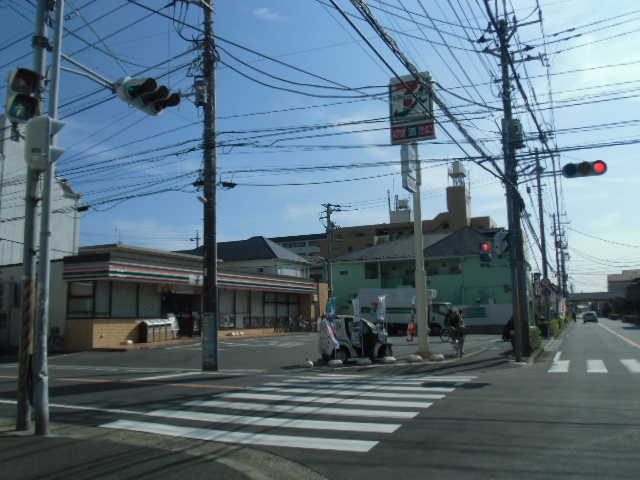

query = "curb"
[0,419,329,480]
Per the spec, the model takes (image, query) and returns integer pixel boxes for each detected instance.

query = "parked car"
[582,311,598,323]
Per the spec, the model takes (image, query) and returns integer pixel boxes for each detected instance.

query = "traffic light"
[114,76,180,116]
[5,68,41,124]
[479,241,492,267]
[562,161,607,178]
[24,115,66,171]
[493,230,509,255]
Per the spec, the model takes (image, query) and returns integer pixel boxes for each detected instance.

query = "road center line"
[598,323,640,349]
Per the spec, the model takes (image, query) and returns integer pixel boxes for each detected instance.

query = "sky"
[1,0,640,294]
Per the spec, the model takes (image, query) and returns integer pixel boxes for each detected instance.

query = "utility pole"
[190,230,201,248]
[535,149,552,327]
[482,11,531,360]
[16,0,49,432]
[200,0,218,371]
[321,203,342,298]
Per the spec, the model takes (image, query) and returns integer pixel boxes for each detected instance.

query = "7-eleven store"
[62,244,324,351]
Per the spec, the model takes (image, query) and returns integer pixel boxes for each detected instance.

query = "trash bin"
[158,321,170,341]
[151,320,161,342]
[139,320,151,343]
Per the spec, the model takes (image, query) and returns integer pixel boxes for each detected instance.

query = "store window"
[111,282,137,318]
[67,281,95,318]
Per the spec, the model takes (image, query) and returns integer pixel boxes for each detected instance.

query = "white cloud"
[252,8,288,22]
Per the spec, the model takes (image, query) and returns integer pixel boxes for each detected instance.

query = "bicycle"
[439,327,450,342]
[451,337,463,358]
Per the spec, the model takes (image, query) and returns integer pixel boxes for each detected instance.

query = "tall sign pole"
[392,71,436,357]
[403,144,430,355]
[201,0,219,371]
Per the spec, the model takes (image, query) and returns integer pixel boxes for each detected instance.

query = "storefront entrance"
[161,292,201,337]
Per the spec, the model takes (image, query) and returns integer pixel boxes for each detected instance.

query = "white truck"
[356,288,452,336]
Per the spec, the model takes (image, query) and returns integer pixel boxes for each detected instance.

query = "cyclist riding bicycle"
[446,308,466,356]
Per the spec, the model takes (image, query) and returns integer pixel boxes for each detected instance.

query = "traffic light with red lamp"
[562,160,607,178]
[5,68,41,124]
[114,77,180,115]
[479,241,492,267]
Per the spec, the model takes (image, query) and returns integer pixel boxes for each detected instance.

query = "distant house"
[330,226,524,315]
[177,236,312,278]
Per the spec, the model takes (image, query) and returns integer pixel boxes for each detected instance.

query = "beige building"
[272,161,496,261]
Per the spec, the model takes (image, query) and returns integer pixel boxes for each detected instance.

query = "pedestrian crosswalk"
[548,352,640,373]
[100,373,475,453]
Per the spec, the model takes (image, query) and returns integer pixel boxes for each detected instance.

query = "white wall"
[0,115,82,266]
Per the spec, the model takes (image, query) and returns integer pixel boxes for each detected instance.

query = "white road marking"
[252,386,445,399]
[215,391,433,409]
[101,419,378,453]
[128,372,199,382]
[145,409,401,433]
[587,359,608,373]
[548,360,570,373]
[620,359,640,373]
[185,400,420,419]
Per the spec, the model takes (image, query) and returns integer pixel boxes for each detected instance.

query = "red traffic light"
[115,76,180,116]
[479,242,492,252]
[562,161,607,178]
[592,160,607,175]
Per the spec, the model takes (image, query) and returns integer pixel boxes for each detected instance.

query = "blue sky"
[2,0,640,294]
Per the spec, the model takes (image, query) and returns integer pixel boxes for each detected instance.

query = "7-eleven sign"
[389,72,436,145]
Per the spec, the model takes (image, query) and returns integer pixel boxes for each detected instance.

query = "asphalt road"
[1,321,639,479]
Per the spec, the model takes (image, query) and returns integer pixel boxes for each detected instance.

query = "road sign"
[542,287,552,297]
[540,278,551,288]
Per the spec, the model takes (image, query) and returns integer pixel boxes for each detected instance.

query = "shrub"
[609,314,620,320]
[538,321,551,337]
[529,326,542,350]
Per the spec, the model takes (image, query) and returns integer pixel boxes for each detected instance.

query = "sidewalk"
[0,418,329,480]
[96,327,297,352]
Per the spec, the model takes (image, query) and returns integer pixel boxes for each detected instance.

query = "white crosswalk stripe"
[100,374,475,453]
[620,359,640,373]
[548,355,640,374]
[587,360,607,373]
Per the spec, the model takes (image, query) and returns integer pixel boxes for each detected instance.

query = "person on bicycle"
[447,308,466,355]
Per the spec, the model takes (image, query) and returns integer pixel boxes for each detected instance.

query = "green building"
[331,226,521,315]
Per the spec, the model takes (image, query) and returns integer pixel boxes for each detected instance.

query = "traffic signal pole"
[32,0,65,436]
[16,0,49,432]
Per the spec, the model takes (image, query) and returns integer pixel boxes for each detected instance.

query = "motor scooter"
[502,317,514,341]
[318,315,393,362]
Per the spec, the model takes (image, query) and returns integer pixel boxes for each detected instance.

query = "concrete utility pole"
[200,0,219,371]
[535,149,552,326]
[489,14,531,360]
[322,203,342,298]
[16,0,49,432]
